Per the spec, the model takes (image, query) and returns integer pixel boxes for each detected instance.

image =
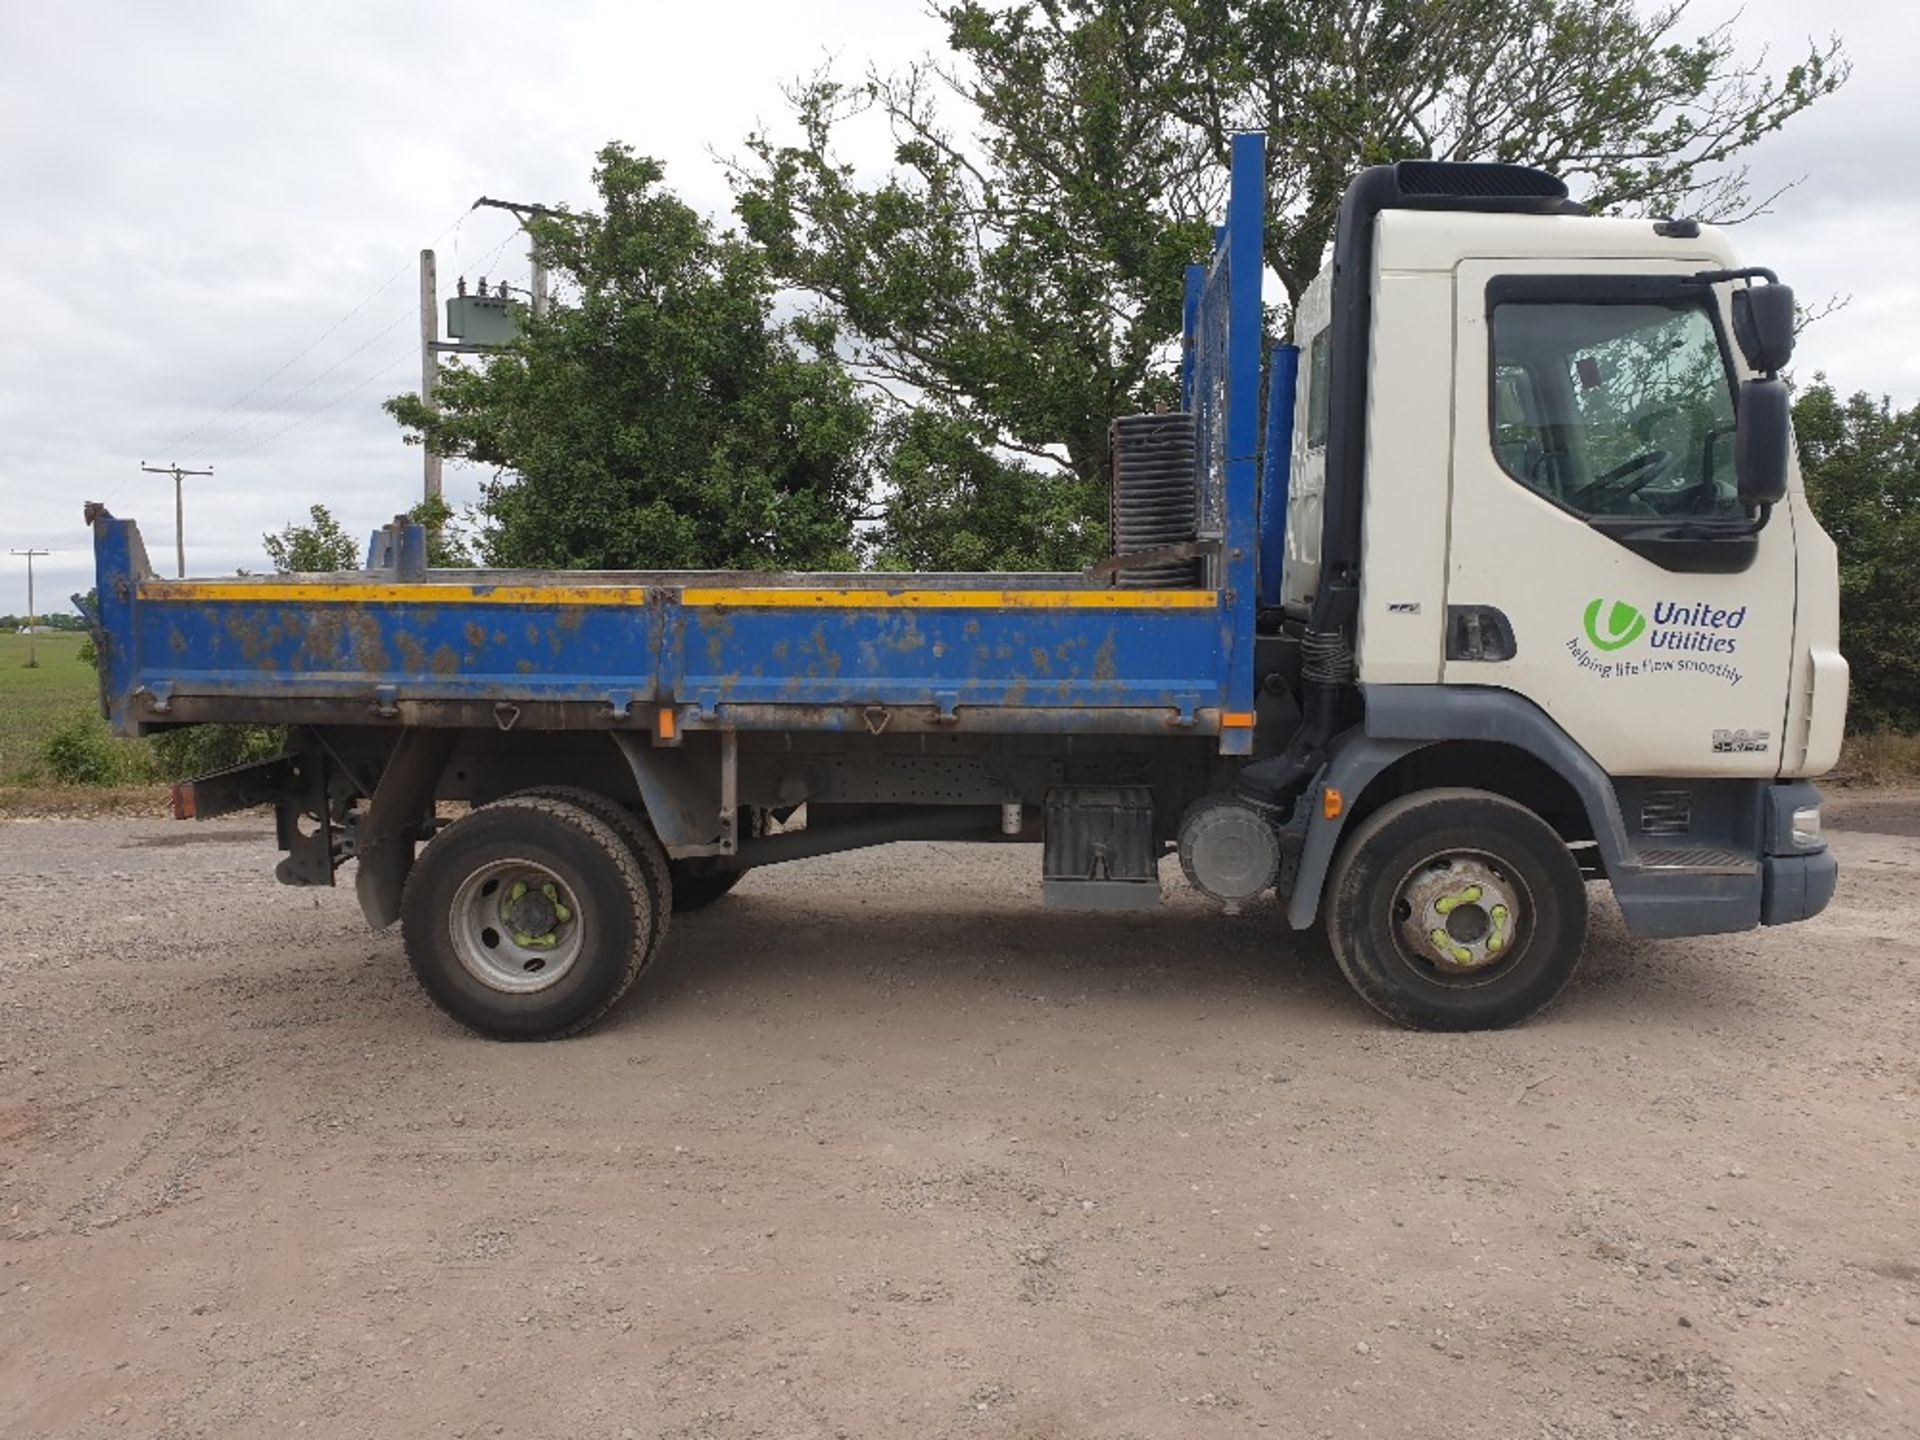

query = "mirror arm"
[1689,266,1780,288]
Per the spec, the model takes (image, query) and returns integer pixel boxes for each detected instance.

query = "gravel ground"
[2,798,1917,1439]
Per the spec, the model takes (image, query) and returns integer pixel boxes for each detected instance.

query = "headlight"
[1791,805,1823,848]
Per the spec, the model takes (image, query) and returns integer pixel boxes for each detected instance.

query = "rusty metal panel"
[88,512,1234,739]
[667,594,1229,717]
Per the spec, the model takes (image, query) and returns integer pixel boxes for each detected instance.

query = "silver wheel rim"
[448,858,586,994]
[1390,848,1531,985]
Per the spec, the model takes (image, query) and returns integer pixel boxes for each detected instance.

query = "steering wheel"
[1569,448,1674,508]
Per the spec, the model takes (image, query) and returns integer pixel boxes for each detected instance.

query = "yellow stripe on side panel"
[138,582,1218,610]
[679,588,1215,610]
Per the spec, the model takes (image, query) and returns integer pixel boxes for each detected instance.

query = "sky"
[0,0,1907,612]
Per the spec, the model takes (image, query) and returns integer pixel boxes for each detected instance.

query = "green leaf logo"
[1583,598,1646,652]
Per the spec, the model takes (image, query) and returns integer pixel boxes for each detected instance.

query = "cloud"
[0,0,942,605]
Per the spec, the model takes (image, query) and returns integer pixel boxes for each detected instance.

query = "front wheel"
[400,795,658,1039]
[1324,788,1587,1031]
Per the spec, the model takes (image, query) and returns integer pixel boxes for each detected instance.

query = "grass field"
[0,631,103,785]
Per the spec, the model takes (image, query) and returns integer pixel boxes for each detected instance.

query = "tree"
[734,7,1208,503]
[408,495,477,568]
[264,504,359,573]
[387,145,874,573]
[1794,379,1920,733]
[1163,0,1845,301]
[872,410,1106,571]
[731,0,1845,565]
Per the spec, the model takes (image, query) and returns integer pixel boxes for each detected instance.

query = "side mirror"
[1732,283,1795,374]
[1736,376,1791,507]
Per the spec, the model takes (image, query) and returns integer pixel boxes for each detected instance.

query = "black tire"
[667,864,746,913]
[400,795,656,1040]
[667,808,765,913]
[1283,920,1334,964]
[511,785,672,968]
[1324,788,1586,1031]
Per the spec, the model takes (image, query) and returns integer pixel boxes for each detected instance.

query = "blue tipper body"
[87,135,1288,751]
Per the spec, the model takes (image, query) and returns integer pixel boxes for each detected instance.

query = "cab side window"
[1489,300,1741,522]
[1305,328,1331,449]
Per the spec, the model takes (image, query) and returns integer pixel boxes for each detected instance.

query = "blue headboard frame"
[1187,131,1266,751]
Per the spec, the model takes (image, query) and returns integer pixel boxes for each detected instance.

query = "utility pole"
[9,548,50,668]
[472,196,564,320]
[420,248,442,502]
[139,462,212,578]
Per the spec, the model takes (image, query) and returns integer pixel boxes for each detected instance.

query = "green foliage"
[149,724,285,781]
[735,8,1202,496]
[730,0,1844,567]
[388,145,872,573]
[1794,379,1920,732]
[264,504,360,572]
[42,709,131,786]
[873,411,1106,571]
[1159,0,1845,299]
[0,613,88,631]
[407,494,477,568]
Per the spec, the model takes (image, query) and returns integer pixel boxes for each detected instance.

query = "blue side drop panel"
[669,602,1229,713]
[130,596,660,705]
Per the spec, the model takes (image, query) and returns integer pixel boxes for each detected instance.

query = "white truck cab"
[1227,158,1846,1027]
[1283,209,1845,780]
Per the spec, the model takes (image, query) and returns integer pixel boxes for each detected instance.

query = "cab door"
[1444,260,1794,777]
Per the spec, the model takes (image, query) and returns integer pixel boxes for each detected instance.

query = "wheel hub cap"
[449,861,585,993]
[1398,857,1520,972]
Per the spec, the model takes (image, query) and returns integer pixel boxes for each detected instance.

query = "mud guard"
[354,729,455,929]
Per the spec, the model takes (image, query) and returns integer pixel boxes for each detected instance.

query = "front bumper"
[1761,848,1838,925]
[1759,779,1836,926]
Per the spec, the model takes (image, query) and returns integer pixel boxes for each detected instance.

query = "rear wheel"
[1324,788,1586,1031]
[400,795,657,1039]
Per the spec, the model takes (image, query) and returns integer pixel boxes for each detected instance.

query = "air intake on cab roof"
[1392,160,1570,203]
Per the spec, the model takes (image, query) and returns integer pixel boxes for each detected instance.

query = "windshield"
[1490,300,1741,522]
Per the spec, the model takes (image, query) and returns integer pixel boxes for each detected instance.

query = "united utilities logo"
[1582,599,1646,652]
[1568,598,1746,688]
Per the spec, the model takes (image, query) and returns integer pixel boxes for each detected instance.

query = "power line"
[197,304,415,460]
[200,226,524,466]
[156,209,472,459]
[99,215,531,514]
[218,351,415,463]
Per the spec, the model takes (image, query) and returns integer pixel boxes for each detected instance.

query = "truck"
[81,133,1847,1040]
